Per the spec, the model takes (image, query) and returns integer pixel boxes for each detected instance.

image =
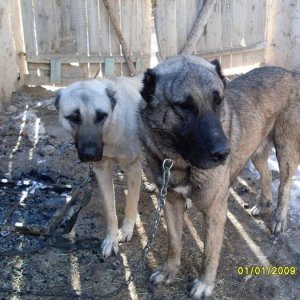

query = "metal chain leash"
[81,163,96,206]
[80,163,95,191]
[139,158,173,262]
[58,163,96,235]
[99,158,174,298]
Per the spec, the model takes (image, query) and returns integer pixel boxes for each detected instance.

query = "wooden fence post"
[265,0,300,71]
[102,0,137,76]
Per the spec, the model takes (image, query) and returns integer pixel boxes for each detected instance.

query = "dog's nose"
[79,147,102,162]
[210,147,230,162]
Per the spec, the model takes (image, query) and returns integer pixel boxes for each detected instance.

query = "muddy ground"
[0,86,299,300]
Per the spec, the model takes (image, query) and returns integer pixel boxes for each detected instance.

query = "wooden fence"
[21,0,151,85]
[21,0,268,86]
[155,0,267,68]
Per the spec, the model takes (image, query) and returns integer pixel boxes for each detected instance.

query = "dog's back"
[224,67,300,179]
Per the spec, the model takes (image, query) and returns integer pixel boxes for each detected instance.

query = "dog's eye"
[66,113,81,124]
[212,90,223,105]
[95,111,108,124]
[176,96,195,110]
[177,101,192,110]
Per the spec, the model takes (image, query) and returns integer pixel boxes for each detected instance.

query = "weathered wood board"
[155,0,267,68]
[21,0,151,85]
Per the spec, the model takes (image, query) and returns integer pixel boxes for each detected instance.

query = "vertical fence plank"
[121,0,133,75]
[256,0,267,42]
[57,0,77,54]
[99,0,110,56]
[196,0,222,56]
[98,0,110,76]
[166,0,177,56]
[33,0,59,54]
[109,0,121,76]
[155,0,177,59]
[87,0,100,55]
[73,0,89,78]
[243,0,265,65]
[185,0,202,55]
[243,0,256,65]
[21,0,37,56]
[141,0,151,60]
[131,0,142,60]
[176,0,187,54]
[221,0,233,68]
[254,0,267,65]
[231,0,246,67]
[99,1,111,77]
[87,0,101,78]
[155,0,167,60]
[75,0,88,55]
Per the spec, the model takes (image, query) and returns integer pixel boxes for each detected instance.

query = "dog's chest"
[173,184,191,196]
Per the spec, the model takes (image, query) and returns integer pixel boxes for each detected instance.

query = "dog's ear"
[105,85,117,110]
[210,59,226,86]
[141,68,157,103]
[55,89,62,110]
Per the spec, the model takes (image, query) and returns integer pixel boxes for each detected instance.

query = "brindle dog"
[138,55,300,298]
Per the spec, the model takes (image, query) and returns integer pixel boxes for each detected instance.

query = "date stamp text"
[237,266,297,276]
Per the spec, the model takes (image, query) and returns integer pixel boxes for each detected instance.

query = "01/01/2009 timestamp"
[237,266,297,276]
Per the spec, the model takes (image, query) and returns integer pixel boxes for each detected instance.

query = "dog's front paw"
[251,204,263,216]
[190,278,214,299]
[185,198,192,210]
[118,222,134,242]
[271,206,287,234]
[150,264,179,285]
[251,200,272,216]
[101,236,118,258]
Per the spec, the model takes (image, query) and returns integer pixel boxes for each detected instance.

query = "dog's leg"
[190,194,228,299]
[251,142,273,216]
[150,191,185,285]
[118,159,142,242]
[94,161,119,257]
[272,144,298,234]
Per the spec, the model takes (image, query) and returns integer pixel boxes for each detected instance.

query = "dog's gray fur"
[138,55,300,298]
[56,78,142,258]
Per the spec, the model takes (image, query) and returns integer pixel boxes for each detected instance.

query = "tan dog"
[56,78,142,258]
[138,55,300,298]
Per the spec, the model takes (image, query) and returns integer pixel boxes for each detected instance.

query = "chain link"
[141,158,173,260]
[98,158,174,298]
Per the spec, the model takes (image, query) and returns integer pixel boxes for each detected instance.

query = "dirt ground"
[0,86,299,300]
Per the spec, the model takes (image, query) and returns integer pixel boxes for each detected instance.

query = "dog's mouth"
[77,147,103,162]
[183,155,228,170]
[78,154,103,162]
[178,140,230,170]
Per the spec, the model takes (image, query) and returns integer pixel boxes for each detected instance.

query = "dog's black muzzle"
[75,126,103,162]
[176,113,230,169]
[78,144,103,162]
